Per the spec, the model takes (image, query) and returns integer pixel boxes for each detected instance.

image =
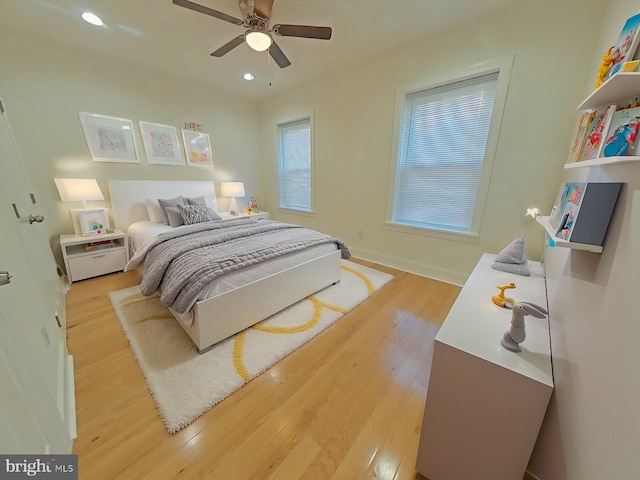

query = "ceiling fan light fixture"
[81,12,104,26]
[245,30,272,52]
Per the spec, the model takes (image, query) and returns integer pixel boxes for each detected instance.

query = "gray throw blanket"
[139,218,350,314]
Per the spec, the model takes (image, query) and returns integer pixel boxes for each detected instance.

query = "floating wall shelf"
[535,216,603,253]
[565,155,640,169]
[578,72,640,110]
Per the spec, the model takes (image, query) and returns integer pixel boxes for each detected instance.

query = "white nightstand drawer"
[68,248,126,282]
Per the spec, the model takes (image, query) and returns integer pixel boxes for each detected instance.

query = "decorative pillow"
[178,204,212,225]
[208,208,222,221]
[186,196,206,206]
[145,199,164,223]
[157,196,186,225]
[165,206,185,227]
[187,196,221,217]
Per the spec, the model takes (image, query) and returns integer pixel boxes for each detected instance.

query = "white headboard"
[108,180,218,233]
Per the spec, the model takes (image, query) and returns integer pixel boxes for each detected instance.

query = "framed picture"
[79,209,109,236]
[79,112,140,163]
[181,129,214,167]
[603,12,640,82]
[139,121,184,166]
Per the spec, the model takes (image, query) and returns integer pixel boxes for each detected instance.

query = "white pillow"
[145,199,164,223]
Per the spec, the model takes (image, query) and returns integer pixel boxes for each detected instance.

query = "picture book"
[549,182,587,232]
[580,104,616,161]
[603,106,640,157]
[548,183,586,241]
[603,12,640,82]
[567,110,594,163]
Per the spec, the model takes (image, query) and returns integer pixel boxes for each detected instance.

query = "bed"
[108,180,346,353]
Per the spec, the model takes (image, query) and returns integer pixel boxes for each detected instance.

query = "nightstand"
[219,211,270,221]
[60,230,128,282]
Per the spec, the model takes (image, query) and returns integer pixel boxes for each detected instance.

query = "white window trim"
[276,112,315,214]
[385,55,514,240]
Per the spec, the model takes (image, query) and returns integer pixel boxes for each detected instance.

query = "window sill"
[385,221,480,243]
[277,207,315,218]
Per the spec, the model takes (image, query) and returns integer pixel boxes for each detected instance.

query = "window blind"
[392,72,498,233]
[278,118,311,211]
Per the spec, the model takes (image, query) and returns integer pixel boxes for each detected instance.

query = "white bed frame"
[108,180,342,353]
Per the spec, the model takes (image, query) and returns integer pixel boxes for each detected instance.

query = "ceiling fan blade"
[273,24,332,40]
[211,35,245,57]
[269,41,291,68]
[173,0,244,26]
[253,0,275,20]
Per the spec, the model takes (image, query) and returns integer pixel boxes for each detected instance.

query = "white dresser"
[416,253,553,480]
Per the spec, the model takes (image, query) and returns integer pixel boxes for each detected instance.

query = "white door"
[0,100,73,453]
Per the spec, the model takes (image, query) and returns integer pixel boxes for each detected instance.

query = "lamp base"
[229,197,239,216]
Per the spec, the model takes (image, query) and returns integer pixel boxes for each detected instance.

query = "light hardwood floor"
[67,258,536,480]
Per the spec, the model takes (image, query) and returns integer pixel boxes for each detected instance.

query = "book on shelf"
[567,110,595,163]
[602,105,640,157]
[602,12,640,83]
[85,240,116,252]
[579,104,616,161]
[548,182,622,246]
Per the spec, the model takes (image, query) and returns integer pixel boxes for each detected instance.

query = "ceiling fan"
[173,0,332,68]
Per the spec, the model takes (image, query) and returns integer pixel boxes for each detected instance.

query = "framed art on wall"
[139,121,184,166]
[79,112,140,163]
[78,209,109,236]
[181,129,213,167]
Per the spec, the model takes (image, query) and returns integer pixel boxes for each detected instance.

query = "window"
[390,69,504,236]
[278,117,312,212]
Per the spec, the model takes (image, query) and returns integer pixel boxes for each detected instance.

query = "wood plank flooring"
[66,258,535,480]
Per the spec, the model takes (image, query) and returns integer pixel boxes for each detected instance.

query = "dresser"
[416,253,553,480]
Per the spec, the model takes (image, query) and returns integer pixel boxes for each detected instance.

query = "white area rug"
[109,260,393,434]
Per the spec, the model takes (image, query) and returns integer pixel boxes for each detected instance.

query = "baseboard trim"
[349,247,466,286]
[524,470,542,480]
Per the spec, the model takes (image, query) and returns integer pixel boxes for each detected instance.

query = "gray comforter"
[138,217,350,314]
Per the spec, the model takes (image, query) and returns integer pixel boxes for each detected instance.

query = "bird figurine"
[492,283,516,308]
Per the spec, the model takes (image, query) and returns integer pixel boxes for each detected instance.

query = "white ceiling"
[0,0,517,101]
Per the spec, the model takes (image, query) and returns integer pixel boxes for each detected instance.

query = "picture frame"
[79,209,109,236]
[181,129,214,167]
[79,112,140,163]
[139,121,185,166]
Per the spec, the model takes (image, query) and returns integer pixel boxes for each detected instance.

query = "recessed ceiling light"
[81,12,104,26]
[243,73,255,81]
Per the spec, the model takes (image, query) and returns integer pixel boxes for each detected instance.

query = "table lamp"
[221,181,245,216]
[54,178,106,234]
[54,178,104,208]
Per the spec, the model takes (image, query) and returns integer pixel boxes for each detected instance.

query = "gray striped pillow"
[177,204,212,225]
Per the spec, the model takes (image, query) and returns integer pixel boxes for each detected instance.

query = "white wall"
[257,0,608,284]
[529,1,640,479]
[0,27,261,269]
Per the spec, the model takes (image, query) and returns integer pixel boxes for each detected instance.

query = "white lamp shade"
[54,178,104,202]
[245,30,272,52]
[221,182,245,198]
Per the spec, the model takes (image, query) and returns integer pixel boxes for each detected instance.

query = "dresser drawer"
[68,248,126,282]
